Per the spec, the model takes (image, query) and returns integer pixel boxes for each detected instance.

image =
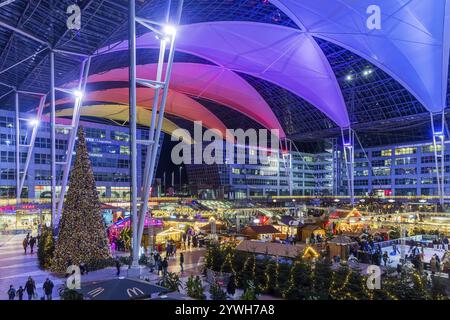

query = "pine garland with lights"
[51,128,111,272]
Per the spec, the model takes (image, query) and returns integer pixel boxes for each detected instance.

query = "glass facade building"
[352,141,450,196]
[0,111,162,200]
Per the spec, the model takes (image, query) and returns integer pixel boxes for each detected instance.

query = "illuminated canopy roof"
[55,104,193,144]
[97,21,350,127]
[271,0,450,112]
[0,0,449,147]
[76,63,285,135]
[54,88,228,136]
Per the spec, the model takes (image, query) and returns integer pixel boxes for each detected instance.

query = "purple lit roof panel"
[76,63,285,136]
[97,22,350,127]
[271,0,450,112]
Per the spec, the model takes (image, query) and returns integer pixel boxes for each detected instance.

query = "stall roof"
[242,225,281,235]
[236,240,306,258]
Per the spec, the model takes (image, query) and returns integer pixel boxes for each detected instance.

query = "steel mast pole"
[129,0,140,270]
[50,50,57,228]
[15,91,20,205]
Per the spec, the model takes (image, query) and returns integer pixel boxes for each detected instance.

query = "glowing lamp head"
[73,90,83,99]
[163,25,177,37]
[28,119,39,127]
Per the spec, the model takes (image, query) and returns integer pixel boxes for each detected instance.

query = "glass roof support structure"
[17,92,47,203]
[330,138,340,197]
[0,0,16,9]
[50,51,56,227]
[14,91,19,205]
[128,0,184,270]
[430,112,447,207]
[129,0,139,271]
[280,139,294,197]
[55,56,92,226]
[341,127,355,206]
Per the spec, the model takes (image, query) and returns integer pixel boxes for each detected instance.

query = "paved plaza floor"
[0,234,63,300]
[0,235,208,300]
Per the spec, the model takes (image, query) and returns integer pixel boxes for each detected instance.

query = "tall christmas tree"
[52,127,111,272]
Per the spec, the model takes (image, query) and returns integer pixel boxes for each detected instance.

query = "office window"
[85,128,106,139]
[395,157,417,165]
[422,144,442,153]
[0,134,14,145]
[354,180,368,186]
[372,179,391,185]
[118,159,130,168]
[35,137,51,149]
[395,168,416,175]
[111,131,130,142]
[395,178,417,185]
[355,170,369,177]
[421,156,435,163]
[372,159,391,167]
[120,146,130,155]
[0,116,14,128]
[35,153,51,165]
[395,147,417,155]
[373,168,391,176]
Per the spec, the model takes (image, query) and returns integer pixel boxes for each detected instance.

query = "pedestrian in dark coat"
[162,257,168,277]
[179,253,184,273]
[25,277,36,300]
[23,237,28,254]
[16,286,24,300]
[29,237,36,254]
[115,257,121,276]
[7,285,16,300]
[43,278,54,300]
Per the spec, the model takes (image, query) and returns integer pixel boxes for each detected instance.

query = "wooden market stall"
[300,224,326,242]
[241,225,283,241]
[328,235,357,260]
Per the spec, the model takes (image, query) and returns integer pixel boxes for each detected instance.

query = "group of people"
[181,232,202,250]
[432,237,449,251]
[347,236,394,266]
[22,233,37,254]
[149,249,185,276]
[7,277,54,300]
[308,233,325,244]
[164,240,177,258]
[151,251,169,277]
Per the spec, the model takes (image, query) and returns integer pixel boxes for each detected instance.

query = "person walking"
[7,285,16,300]
[22,237,28,254]
[430,256,437,276]
[435,254,441,274]
[115,257,121,277]
[179,252,184,273]
[25,276,36,300]
[16,286,24,300]
[162,257,168,277]
[382,252,389,267]
[157,258,163,276]
[29,236,36,254]
[43,278,54,300]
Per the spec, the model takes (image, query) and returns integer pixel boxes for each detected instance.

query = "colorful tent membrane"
[75,63,285,137]
[55,104,193,144]
[271,0,450,112]
[96,21,349,127]
[54,88,228,137]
